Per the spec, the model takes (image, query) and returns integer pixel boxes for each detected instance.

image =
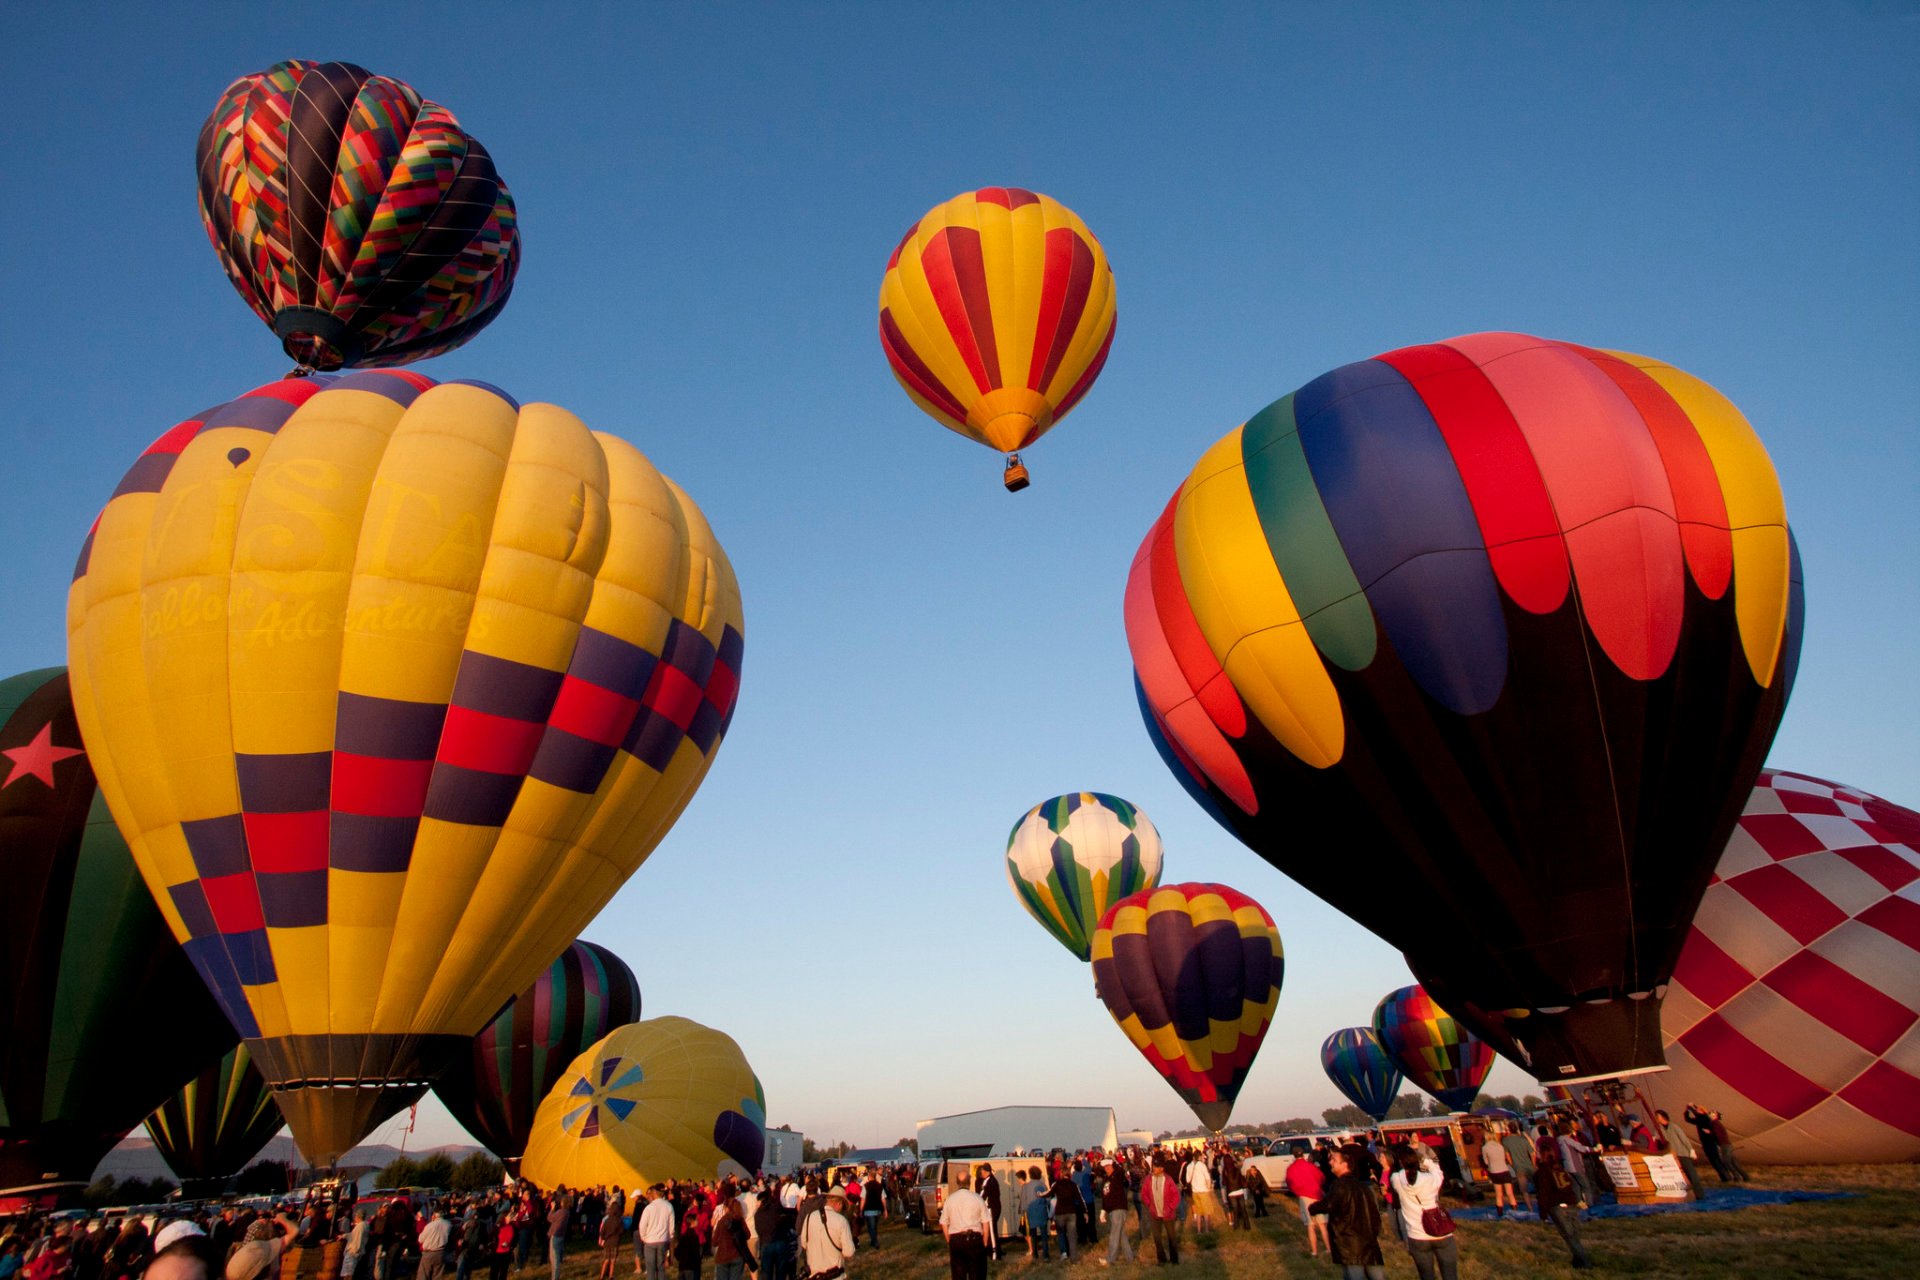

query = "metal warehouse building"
[916,1105,1119,1157]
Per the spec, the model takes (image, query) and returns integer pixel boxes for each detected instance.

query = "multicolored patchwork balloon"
[197,60,519,371]
[519,1017,765,1190]
[145,1044,283,1187]
[1656,770,1920,1164]
[1,668,236,1194]
[1006,792,1163,961]
[66,374,743,1166]
[1090,883,1282,1132]
[1321,1027,1404,1123]
[436,940,642,1173]
[878,187,1115,486]
[1374,986,1493,1113]
[1126,333,1802,1082]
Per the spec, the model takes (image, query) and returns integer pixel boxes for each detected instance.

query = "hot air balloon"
[66,373,744,1166]
[1090,883,1282,1132]
[1006,792,1163,961]
[1373,986,1493,1113]
[878,187,1116,490]
[1320,1027,1404,1123]
[197,60,519,372]
[1652,770,1920,1164]
[436,940,642,1174]
[1125,333,1803,1083]
[1,668,236,1203]
[145,1045,284,1191]
[519,1018,765,1190]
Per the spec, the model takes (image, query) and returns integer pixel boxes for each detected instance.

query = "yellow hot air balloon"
[878,187,1116,490]
[519,1017,765,1190]
[65,371,744,1166]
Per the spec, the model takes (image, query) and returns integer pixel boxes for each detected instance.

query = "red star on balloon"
[2,723,85,789]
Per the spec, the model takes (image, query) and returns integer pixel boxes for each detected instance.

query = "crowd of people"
[0,1098,1754,1280]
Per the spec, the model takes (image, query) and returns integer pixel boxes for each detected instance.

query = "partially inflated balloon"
[1090,883,1282,1132]
[1320,1027,1404,1123]
[1655,770,1920,1163]
[1374,986,1493,1113]
[519,1018,765,1190]
[1127,334,1802,1082]
[2,668,235,1193]
[67,374,743,1165]
[197,60,519,370]
[436,940,641,1172]
[878,188,1115,483]
[145,1044,283,1187]
[1006,792,1162,961]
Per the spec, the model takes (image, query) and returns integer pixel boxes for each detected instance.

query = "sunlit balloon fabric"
[878,188,1116,458]
[1658,770,1920,1164]
[1321,1027,1404,1123]
[1125,333,1802,1082]
[520,1018,765,1190]
[145,1044,283,1186]
[436,939,642,1172]
[66,374,744,1165]
[1,668,235,1191]
[1373,986,1493,1113]
[197,60,519,371]
[1090,883,1282,1132]
[1006,792,1163,961]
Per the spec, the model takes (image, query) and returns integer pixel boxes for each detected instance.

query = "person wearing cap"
[225,1216,296,1280]
[1141,1158,1181,1266]
[145,1223,216,1280]
[939,1181,992,1280]
[797,1189,854,1280]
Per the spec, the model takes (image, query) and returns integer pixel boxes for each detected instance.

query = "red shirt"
[1284,1158,1326,1201]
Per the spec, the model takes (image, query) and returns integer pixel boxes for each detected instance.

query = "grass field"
[599,1165,1914,1279]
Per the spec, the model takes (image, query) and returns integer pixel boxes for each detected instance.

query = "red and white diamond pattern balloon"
[1659,769,1920,1163]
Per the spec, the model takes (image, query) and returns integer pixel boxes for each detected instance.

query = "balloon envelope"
[145,1044,283,1186]
[1090,883,1282,1132]
[1373,985,1493,1113]
[435,940,641,1170]
[519,1018,765,1190]
[1006,792,1163,961]
[197,60,519,370]
[1654,770,1920,1163]
[1,668,234,1191]
[1126,333,1802,1081]
[878,187,1116,462]
[1320,1027,1404,1123]
[67,374,744,1165]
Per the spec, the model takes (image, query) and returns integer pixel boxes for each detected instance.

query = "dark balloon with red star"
[1,667,236,1198]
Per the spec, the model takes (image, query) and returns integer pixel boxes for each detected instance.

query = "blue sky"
[4,2,1916,1152]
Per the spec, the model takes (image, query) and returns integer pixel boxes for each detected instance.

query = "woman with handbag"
[1388,1146,1459,1280]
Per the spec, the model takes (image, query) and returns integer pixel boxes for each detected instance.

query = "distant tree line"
[374,1152,503,1191]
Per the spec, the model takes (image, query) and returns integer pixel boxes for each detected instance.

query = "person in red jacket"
[1284,1152,1330,1257]
[1140,1159,1182,1266]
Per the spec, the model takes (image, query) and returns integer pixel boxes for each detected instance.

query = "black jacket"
[1324,1174,1382,1268]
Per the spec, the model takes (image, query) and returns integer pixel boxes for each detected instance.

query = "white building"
[916,1106,1118,1158]
[1117,1129,1155,1148]
[762,1128,806,1176]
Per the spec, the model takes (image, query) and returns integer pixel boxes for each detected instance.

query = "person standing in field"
[1324,1145,1386,1280]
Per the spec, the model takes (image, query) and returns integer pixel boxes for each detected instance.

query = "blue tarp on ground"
[1451,1186,1853,1221]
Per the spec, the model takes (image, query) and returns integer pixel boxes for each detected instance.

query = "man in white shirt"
[634,1188,675,1280]
[780,1179,802,1210]
[940,1183,993,1280]
[797,1188,857,1278]
[415,1206,453,1280]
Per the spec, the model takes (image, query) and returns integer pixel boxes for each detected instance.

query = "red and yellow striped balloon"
[878,188,1116,469]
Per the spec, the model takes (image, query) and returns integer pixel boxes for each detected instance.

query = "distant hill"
[95,1134,484,1184]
